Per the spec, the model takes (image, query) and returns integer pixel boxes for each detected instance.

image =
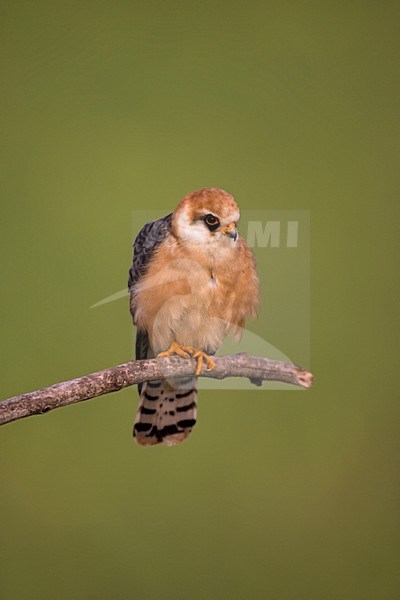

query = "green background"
[1,2,399,599]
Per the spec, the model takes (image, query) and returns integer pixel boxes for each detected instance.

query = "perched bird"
[128,188,259,446]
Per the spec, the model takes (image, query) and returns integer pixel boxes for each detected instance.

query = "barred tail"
[133,377,197,446]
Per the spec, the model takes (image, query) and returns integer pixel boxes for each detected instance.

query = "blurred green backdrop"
[1,2,399,599]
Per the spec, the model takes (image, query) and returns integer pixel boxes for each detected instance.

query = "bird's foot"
[191,349,216,376]
[157,343,216,376]
[157,342,192,360]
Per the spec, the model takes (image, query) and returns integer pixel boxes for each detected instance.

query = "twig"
[0,353,313,427]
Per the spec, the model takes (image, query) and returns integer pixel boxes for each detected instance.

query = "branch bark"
[0,354,313,427]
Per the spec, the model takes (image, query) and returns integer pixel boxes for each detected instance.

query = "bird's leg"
[157,343,216,375]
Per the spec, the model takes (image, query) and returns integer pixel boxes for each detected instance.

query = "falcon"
[128,188,259,446]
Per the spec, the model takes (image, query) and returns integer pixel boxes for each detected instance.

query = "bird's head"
[172,188,240,246]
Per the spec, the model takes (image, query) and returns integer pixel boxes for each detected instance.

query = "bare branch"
[0,354,313,427]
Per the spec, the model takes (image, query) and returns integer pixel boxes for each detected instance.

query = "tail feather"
[134,377,197,446]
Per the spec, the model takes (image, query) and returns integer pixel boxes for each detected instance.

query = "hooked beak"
[223,222,238,242]
[227,229,238,242]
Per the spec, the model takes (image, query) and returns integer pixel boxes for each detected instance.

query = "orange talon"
[157,343,216,376]
[193,352,203,376]
[193,350,216,375]
[157,342,190,360]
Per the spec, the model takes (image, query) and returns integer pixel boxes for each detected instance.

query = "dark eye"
[204,214,220,231]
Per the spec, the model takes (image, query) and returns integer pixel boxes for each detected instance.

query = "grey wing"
[128,213,172,366]
[128,213,172,294]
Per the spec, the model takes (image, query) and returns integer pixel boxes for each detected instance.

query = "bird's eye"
[204,214,220,231]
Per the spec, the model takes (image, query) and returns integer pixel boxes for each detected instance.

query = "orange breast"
[131,235,259,354]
